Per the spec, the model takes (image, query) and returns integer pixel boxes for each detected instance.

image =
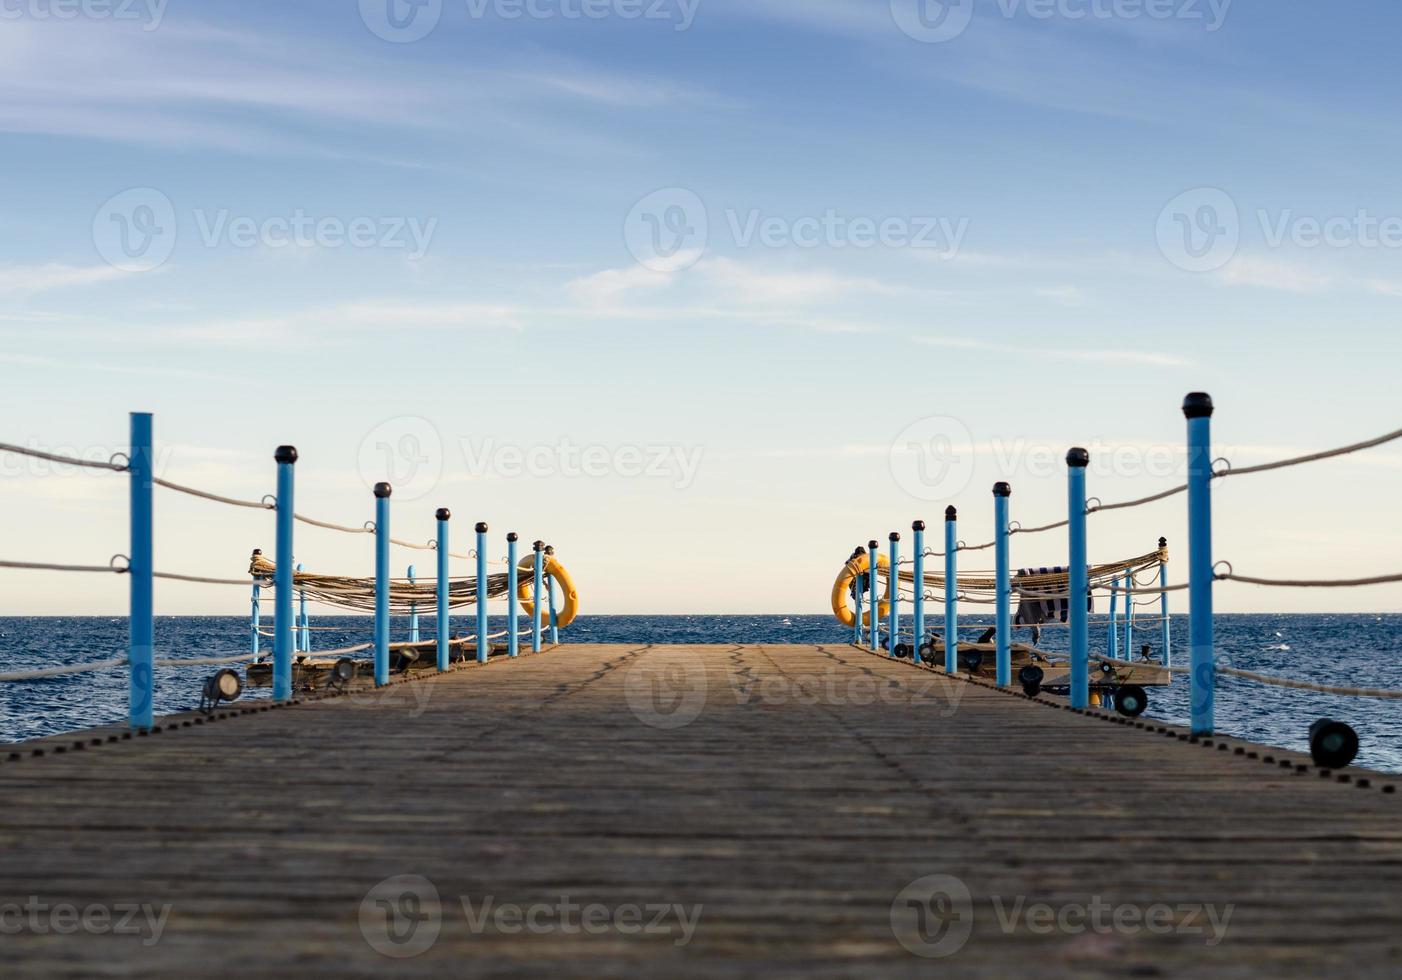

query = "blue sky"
[2,0,1399,614]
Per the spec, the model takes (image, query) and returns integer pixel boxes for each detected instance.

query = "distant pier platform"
[1,644,1399,976]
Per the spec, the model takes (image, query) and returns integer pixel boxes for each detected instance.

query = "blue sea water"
[2,615,1399,773]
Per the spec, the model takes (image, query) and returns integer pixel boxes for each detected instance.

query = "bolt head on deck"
[274,445,298,465]
[945,506,957,521]
[374,482,392,499]
[993,482,1012,497]
[1067,447,1090,468]
[912,520,926,532]
[475,522,489,534]
[436,508,451,522]
[1183,392,1215,419]
[507,532,519,542]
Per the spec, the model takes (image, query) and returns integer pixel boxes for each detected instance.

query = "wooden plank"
[0,644,1398,977]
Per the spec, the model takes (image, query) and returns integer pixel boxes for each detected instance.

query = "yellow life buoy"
[831,551,890,628]
[517,551,579,629]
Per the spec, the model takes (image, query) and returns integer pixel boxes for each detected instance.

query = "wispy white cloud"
[0,263,126,295]
[914,335,1188,367]
[1215,256,1334,292]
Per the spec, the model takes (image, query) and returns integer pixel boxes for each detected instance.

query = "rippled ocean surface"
[2,615,1399,772]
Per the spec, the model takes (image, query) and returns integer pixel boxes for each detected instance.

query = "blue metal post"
[374,483,392,686]
[408,565,419,644]
[1067,449,1090,709]
[1185,393,1215,735]
[944,507,958,675]
[867,540,879,651]
[1124,578,1134,659]
[272,446,297,703]
[436,509,451,672]
[297,563,308,654]
[911,522,925,664]
[507,533,520,657]
[887,532,900,658]
[852,548,863,646]
[128,412,154,732]
[993,483,1012,688]
[250,569,261,658]
[531,540,544,653]
[547,546,560,645]
[1108,575,1119,661]
[475,522,489,663]
[1159,537,1172,667]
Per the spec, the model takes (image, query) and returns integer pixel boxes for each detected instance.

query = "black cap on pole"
[274,445,298,465]
[436,508,451,522]
[475,522,489,534]
[889,532,900,542]
[912,520,926,532]
[868,540,879,549]
[533,540,545,552]
[945,506,957,521]
[507,532,519,542]
[1183,392,1214,419]
[993,482,1012,497]
[374,482,392,499]
[1159,536,1168,548]
[546,545,555,555]
[1067,447,1090,468]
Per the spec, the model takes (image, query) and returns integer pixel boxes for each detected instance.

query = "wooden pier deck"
[1,643,1400,977]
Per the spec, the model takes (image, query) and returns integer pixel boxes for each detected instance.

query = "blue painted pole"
[993,483,1012,688]
[1124,577,1134,659]
[436,509,451,672]
[296,563,308,654]
[1184,393,1216,736]
[531,540,544,653]
[911,522,925,664]
[1067,449,1090,709]
[374,483,392,687]
[867,539,879,651]
[1159,537,1172,667]
[546,546,560,645]
[887,532,900,658]
[272,446,297,703]
[1108,575,1119,661]
[408,564,419,644]
[944,507,958,675]
[128,412,154,732]
[475,522,489,663]
[507,533,520,657]
[250,567,261,658]
[852,548,863,646]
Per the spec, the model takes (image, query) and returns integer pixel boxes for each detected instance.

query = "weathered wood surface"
[0,643,1399,978]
